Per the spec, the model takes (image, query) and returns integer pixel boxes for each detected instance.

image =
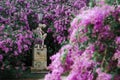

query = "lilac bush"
[0,0,42,74]
[41,0,87,44]
[45,3,120,80]
[38,0,88,63]
[0,0,87,71]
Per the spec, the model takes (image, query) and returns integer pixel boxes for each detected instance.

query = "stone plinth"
[31,44,47,73]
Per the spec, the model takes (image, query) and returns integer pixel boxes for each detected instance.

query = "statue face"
[34,45,38,48]
[38,24,46,28]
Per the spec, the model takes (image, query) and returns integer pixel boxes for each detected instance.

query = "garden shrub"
[45,2,120,80]
[0,0,42,77]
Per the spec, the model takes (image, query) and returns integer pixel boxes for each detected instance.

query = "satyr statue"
[33,23,47,48]
[31,23,47,73]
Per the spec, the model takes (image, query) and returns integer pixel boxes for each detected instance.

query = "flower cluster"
[0,0,42,73]
[0,25,34,55]
[0,0,40,30]
[41,0,87,43]
[45,4,120,80]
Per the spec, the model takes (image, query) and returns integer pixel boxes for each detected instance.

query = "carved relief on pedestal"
[31,44,47,73]
[33,44,47,69]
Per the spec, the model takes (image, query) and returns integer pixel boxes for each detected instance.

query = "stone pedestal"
[31,44,48,73]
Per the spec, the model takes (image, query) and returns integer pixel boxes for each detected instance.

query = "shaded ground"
[0,69,67,80]
[0,76,66,80]
[0,75,66,80]
[0,69,46,80]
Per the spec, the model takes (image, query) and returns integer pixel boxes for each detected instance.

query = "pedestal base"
[31,67,49,73]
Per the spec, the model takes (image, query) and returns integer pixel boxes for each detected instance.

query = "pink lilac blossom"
[0,0,43,73]
[96,68,112,80]
[69,5,114,34]
[0,54,3,61]
[112,36,120,67]
[45,4,120,80]
[45,48,65,80]
[41,0,87,43]
[66,45,95,80]
[116,37,120,45]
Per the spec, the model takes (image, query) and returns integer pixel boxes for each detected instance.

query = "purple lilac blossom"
[45,4,120,80]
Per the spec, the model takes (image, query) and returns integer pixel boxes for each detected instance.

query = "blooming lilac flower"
[0,0,44,74]
[112,50,120,60]
[0,6,3,11]
[14,51,19,56]
[116,37,120,45]
[0,25,5,31]
[47,28,52,33]
[0,55,3,61]
[45,4,120,80]
[96,68,112,80]
[23,45,29,51]
[41,0,87,43]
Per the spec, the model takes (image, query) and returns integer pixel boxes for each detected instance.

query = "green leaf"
[61,49,68,64]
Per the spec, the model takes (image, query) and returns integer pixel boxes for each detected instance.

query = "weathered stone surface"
[31,44,47,73]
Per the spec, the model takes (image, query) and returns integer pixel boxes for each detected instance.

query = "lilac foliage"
[45,4,120,80]
[0,0,87,71]
[0,0,42,71]
[41,0,87,43]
